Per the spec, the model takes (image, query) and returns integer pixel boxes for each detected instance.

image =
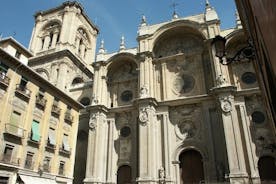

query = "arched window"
[117,165,132,184]
[80,97,90,106]
[258,156,276,182]
[41,21,61,50]
[72,77,84,85]
[179,150,204,183]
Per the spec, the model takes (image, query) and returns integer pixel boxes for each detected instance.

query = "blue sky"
[0,0,236,53]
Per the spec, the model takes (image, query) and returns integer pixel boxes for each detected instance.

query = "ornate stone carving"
[175,120,196,140]
[173,74,195,94]
[89,114,97,130]
[139,108,148,125]
[159,166,166,182]
[220,99,232,113]
[140,85,149,98]
[216,74,227,87]
[91,94,99,105]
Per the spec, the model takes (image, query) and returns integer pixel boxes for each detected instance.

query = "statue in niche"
[173,74,195,94]
[140,85,149,98]
[159,166,166,183]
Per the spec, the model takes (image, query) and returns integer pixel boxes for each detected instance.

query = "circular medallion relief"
[251,111,265,124]
[241,72,257,84]
[120,126,131,137]
[121,90,133,102]
[173,74,195,93]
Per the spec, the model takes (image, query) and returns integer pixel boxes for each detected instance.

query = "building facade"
[0,38,82,183]
[0,1,275,184]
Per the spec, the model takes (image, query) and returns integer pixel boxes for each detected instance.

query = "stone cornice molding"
[29,49,93,78]
[86,104,109,114]
[209,85,237,95]
[134,97,158,107]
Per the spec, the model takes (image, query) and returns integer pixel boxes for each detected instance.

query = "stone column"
[161,62,168,100]
[212,86,249,183]
[136,98,159,184]
[139,52,153,98]
[43,34,50,50]
[50,31,59,48]
[209,43,231,87]
[84,106,109,184]
[92,63,101,105]
[75,37,80,52]
[57,62,67,91]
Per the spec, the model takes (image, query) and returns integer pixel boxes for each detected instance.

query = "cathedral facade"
[0,1,275,184]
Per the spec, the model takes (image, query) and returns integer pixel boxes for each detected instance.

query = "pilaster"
[135,97,159,184]
[84,105,109,184]
[211,86,249,183]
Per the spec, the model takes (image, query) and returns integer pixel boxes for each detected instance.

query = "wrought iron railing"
[15,84,31,98]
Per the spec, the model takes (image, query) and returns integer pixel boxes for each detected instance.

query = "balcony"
[45,142,56,152]
[51,104,61,117]
[35,95,47,109]
[27,133,40,147]
[0,154,20,166]
[4,123,25,139]
[64,111,73,123]
[0,72,10,89]
[15,84,31,101]
[59,146,71,157]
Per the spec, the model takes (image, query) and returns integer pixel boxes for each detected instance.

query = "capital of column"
[137,51,153,62]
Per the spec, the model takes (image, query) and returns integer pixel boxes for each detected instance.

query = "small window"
[19,77,28,88]
[25,152,33,169]
[48,128,56,146]
[80,97,90,106]
[31,120,40,142]
[15,51,21,59]
[0,62,9,74]
[59,161,65,175]
[242,72,257,84]
[121,90,133,102]
[120,126,131,137]
[72,77,84,85]
[62,134,70,152]
[3,145,13,163]
[252,111,266,124]
[43,157,51,172]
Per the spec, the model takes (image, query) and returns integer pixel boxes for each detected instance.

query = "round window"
[173,74,195,94]
[120,126,131,137]
[251,111,265,124]
[121,90,133,102]
[241,72,256,84]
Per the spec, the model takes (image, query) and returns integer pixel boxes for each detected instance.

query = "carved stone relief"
[169,105,202,141]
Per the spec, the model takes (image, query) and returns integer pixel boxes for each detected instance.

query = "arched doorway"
[258,156,276,183]
[179,149,204,184]
[117,165,132,184]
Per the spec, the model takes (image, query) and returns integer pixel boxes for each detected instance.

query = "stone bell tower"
[28,1,98,94]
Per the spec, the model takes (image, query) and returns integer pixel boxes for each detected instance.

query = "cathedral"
[0,1,275,184]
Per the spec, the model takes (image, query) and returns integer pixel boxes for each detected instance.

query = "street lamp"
[212,35,255,65]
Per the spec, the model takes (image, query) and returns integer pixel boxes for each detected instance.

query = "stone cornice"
[209,85,237,95]
[29,49,93,78]
[34,1,99,33]
[134,97,158,107]
[0,48,84,111]
[86,104,109,114]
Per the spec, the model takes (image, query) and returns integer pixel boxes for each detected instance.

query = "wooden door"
[258,156,276,183]
[117,165,132,184]
[179,150,204,184]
